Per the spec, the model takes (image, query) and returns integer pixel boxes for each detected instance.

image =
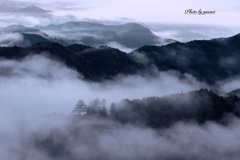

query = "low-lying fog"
[0,54,206,116]
[1,54,240,160]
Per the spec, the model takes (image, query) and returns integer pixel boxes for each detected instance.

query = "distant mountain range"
[0,22,176,50]
[0,25,68,46]
[35,22,176,49]
[0,5,51,14]
[0,33,240,84]
[0,5,52,17]
[0,5,236,43]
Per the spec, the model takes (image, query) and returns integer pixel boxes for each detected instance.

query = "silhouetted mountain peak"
[21,33,50,43]
[17,5,51,13]
[6,24,26,29]
[120,23,147,29]
[3,25,40,33]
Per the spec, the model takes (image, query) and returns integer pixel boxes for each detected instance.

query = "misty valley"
[1,2,240,160]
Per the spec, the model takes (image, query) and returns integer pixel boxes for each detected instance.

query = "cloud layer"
[2,113,240,160]
[0,54,205,117]
[0,53,239,160]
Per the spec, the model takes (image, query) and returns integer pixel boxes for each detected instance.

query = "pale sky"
[0,0,239,27]
[34,0,240,27]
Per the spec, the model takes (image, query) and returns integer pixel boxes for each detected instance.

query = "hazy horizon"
[0,0,239,43]
[1,0,239,26]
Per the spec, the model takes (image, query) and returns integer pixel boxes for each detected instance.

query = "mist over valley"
[1,1,240,160]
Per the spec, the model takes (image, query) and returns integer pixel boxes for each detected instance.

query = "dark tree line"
[73,98,108,117]
[74,89,240,128]
[32,89,240,160]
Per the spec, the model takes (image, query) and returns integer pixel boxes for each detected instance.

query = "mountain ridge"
[0,33,240,84]
[1,22,176,49]
[132,33,240,83]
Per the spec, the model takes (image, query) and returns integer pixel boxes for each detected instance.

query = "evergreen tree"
[73,100,87,115]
